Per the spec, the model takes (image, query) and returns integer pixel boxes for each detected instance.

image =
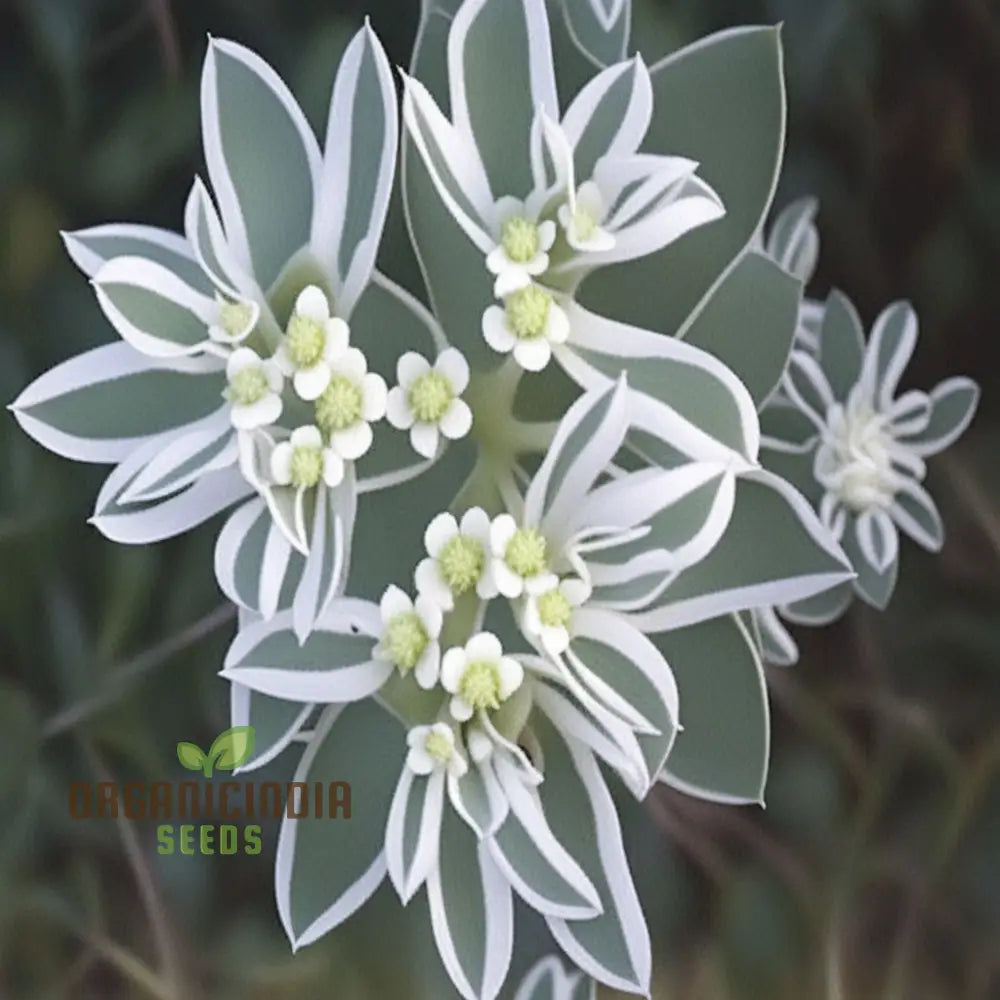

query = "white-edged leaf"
[311,23,398,314]
[751,606,798,667]
[560,0,630,69]
[292,473,357,643]
[183,176,257,299]
[385,766,445,904]
[449,758,510,838]
[276,702,401,949]
[533,714,651,995]
[220,599,387,703]
[526,378,628,539]
[561,56,650,181]
[513,953,595,1000]
[448,0,558,197]
[816,289,866,400]
[428,806,514,1000]
[201,38,321,289]
[765,196,819,283]
[859,300,918,410]
[890,477,944,552]
[120,409,235,503]
[855,507,898,575]
[229,682,313,774]
[10,343,224,463]
[629,469,853,633]
[93,255,218,358]
[899,376,979,456]
[557,300,760,465]
[62,223,212,291]
[487,753,602,920]
[656,614,769,804]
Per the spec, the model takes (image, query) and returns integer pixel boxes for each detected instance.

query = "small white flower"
[313,347,387,461]
[557,180,615,253]
[490,513,558,599]
[269,424,344,490]
[440,632,524,722]
[386,348,473,459]
[415,508,497,610]
[372,584,443,689]
[485,197,557,297]
[405,722,467,777]
[207,295,259,346]
[223,347,283,430]
[274,285,351,401]
[523,576,591,656]
[482,284,570,372]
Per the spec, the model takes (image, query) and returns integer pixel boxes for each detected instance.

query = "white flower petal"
[425,512,459,557]
[270,442,294,484]
[227,346,261,378]
[385,386,414,430]
[331,421,373,461]
[415,642,441,689]
[380,584,413,623]
[291,425,323,448]
[294,285,330,323]
[410,422,440,459]
[407,746,435,775]
[466,632,503,663]
[440,648,467,693]
[449,696,475,723]
[439,399,473,440]
[416,558,454,611]
[397,351,431,388]
[494,268,532,298]
[322,449,345,487]
[496,656,524,699]
[482,306,517,354]
[490,513,518,555]
[323,318,351,360]
[434,348,470,394]
[513,337,552,372]
[294,363,332,402]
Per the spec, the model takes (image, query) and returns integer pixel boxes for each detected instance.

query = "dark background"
[1,0,999,997]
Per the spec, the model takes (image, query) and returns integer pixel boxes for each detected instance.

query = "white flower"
[523,576,590,656]
[207,295,259,346]
[386,348,473,458]
[415,508,497,610]
[313,347,387,461]
[557,179,615,253]
[274,285,351,401]
[223,347,283,430]
[405,722,468,777]
[372,584,443,689]
[482,284,570,372]
[440,632,524,722]
[485,197,557,297]
[269,424,344,490]
[490,513,559,599]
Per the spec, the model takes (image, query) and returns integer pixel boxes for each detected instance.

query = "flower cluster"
[8,0,981,997]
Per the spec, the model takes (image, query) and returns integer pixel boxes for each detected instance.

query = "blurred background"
[1,0,999,997]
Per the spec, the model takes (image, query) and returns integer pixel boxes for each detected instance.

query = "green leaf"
[841,518,898,610]
[578,26,786,334]
[817,290,865,399]
[655,614,769,803]
[680,250,801,406]
[208,725,255,771]
[277,702,402,948]
[231,684,313,772]
[560,0,630,69]
[176,741,206,772]
[783,581,853,626]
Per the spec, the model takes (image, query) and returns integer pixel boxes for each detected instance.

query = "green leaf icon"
[207,726,255,774]
[176,742,207,772]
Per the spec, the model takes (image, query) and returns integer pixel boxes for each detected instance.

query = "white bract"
[386,348,473,457]
[274,285,351,400]
[373,585,444,690]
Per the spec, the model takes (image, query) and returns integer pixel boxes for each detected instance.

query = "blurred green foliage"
[1,0,999,997]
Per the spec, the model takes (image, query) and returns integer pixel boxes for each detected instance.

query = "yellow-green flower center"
[501,216,540,264]
[505,527,548,578]
[226,366,269,406]
[424,730,453,764]
[408,371,454,423]
[286,314,326,369]
[537,588,572,629]
[384,612,429,672]
[439,535,485,594]
[460,660,501,711]
[219,300,254,338]
[506,286,551,340]
[572,207,598,242]
[290,445,323,488]
[316,376,363,433]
